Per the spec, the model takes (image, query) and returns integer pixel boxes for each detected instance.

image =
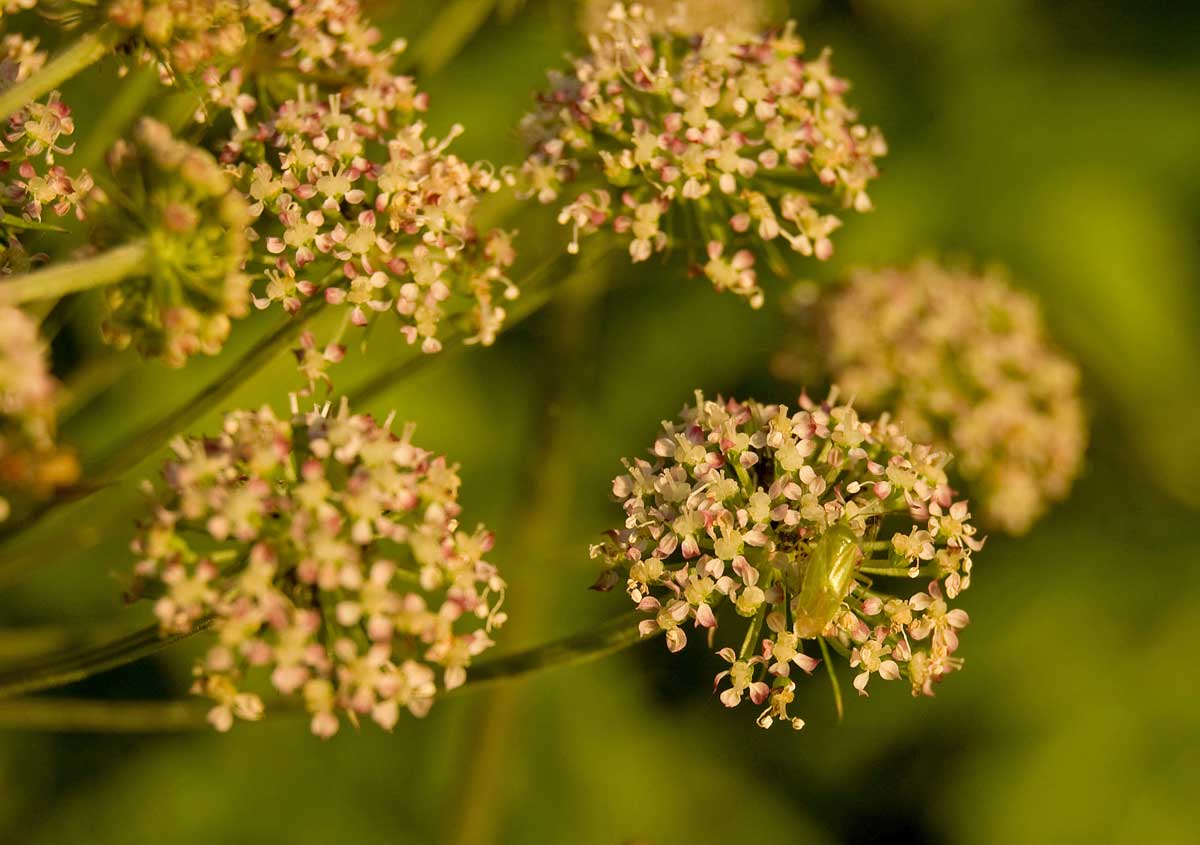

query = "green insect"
[792,524,862,638]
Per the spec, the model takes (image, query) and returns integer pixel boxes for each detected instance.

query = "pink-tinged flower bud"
[128,398,506,737]
[590,388,981,728]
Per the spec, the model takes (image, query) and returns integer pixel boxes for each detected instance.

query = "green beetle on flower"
[590,389,981,729]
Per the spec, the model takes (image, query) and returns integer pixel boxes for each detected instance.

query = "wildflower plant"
[517,3,885,306]
[590,390,981,729]
[0,1,1087,749]
[128,398,507,736]
[808,261,1087,534]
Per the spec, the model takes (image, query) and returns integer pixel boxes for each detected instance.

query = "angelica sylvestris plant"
[0,1,1086,749]
[0,305,77,520]
[128,398,507,736]
[801,261,1087,534]
[517,3,886,306]
[590,390,981,729]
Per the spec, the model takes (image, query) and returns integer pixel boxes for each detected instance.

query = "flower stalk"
[0,610,654,730]
[0,240,150,306]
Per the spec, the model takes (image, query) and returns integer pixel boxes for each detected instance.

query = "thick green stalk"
[0,610,653,729]
[0,240,149,306]
[0,26,120,123]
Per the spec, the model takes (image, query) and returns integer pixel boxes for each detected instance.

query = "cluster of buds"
[95,117,250,366]
[813,261,1086,534]
[226,81,517,357]
[517,3,885,306]
[590,390,980,729]
[0,305,78,520]
[1,32,94,272]
[129,397,507,737]
[580,0,776,38]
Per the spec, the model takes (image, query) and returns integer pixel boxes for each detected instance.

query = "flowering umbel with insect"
[0,0,1094,755]
[590,390,981,729]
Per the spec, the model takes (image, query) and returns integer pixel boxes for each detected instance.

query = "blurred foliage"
[2,1,1198,842]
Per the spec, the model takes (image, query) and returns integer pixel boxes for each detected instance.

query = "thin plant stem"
[0,240,149,305]
[0,618,212,700]
[817,636,845,721]
[859,565,935,578]
[0,610,654,729]
[0,697,212,732]
[0,25,121,123]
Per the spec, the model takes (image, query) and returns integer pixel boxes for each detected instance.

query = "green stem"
[859,565,935,578]
[0,619,212,700]
[817,637,844,722]
[446,609,653,695]
[0,697,211,732]
[0,240,149,306]
[0,25,121,123]
[0,610,653,725]
[738,602,767,662]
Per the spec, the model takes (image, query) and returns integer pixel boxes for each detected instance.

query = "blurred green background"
[3,1,1199,842]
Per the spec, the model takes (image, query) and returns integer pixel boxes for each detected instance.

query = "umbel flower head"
[94,117,251,366]
[517,3,885,307]
[811,261,1087,534]
[129,397,507,737]
[225,78,517,356]
[590,390,980,729]
[0,305,78,520]
[1,32,94,273]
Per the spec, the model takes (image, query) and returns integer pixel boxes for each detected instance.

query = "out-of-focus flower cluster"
[0,305,78,520]
[1,32,93,273]
[91,117,250,366]
[102,0,408,130]
[811,261,1086,534]
[224,77,517,361]
[518,3,885,307]
[579,0,776,38]
[129,398,507,737]
[590,390,980,729]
